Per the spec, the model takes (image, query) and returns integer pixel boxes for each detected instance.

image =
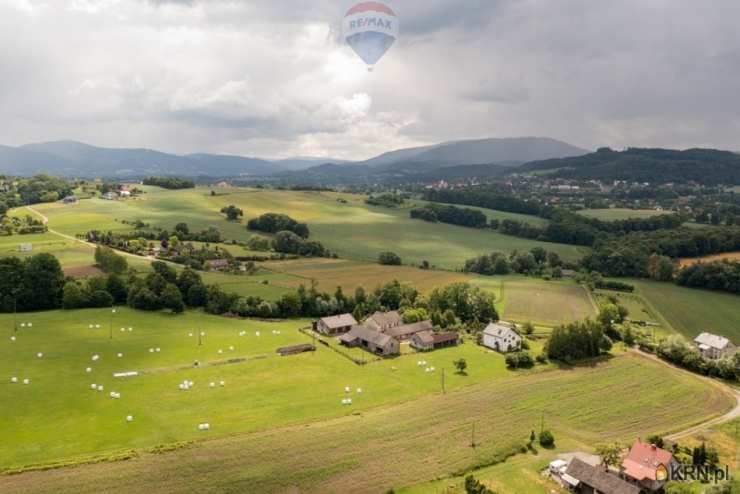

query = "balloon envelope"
[343,2,399,68]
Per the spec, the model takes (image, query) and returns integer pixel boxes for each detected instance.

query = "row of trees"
[0,175,74,214]
[409,204,488,229]
[247,213,309,238]
[463,247,564,277]
[142,177,195,189]
[675,260,740,294]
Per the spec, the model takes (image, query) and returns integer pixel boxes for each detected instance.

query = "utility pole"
[109,308,116,340]
[13,296,17,333]
[441,368,446,394]
[198,330,203,346]
[540,411,545,435]
[471,422,476,449]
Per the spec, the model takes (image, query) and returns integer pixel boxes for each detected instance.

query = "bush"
[505,352,534,369]
[378,251,402,265]
[539,430,555,447]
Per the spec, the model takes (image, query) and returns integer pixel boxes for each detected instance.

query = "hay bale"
[127,327,133,332]
[155,348,160,353]
[126,415,133,422]
[357,388,362,393]
[98,385,104,391]
[11,377,17,383]
[149,348,154,353]
[23,378,30,385]
[86,367,92,373]
[92,354,99,361]
[10,336,15,342]
[344,386,350,393]
[209,382,215,388]
[117,353,123,358]
[37,352,43,358]
[91,383,97,390]
[217,349,223,354]
[229,346,234,351]
[219,380,225,387]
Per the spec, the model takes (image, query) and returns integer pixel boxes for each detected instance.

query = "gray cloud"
[1,0,740,159]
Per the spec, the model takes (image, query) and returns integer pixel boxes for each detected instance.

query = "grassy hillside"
[29,188,587,269]
[472,276,598,327]
[630,280,740,341]
[0,349,730,493]
[577,208,671,221]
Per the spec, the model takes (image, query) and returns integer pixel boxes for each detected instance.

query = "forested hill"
[519,147,740,185]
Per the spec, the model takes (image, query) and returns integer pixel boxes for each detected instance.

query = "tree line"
[410,204,488,229]
[142,177,195,189]
[0,251,499,331]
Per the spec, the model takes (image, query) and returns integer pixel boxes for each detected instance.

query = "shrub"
[378,251,402,265]
[539,430,555,447]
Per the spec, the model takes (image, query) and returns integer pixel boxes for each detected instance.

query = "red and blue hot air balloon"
[343,1,399,71]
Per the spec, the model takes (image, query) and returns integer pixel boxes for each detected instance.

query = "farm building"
[620,439,678,492]
[339,325,399,356]
[119,190,131,198]
[276,343,315,356]
[62,195,78,204]
[205,259,230,271]
[364,311,402,332]
[693,332,736,360]
[482,322,522,353]
[385,320,434,341]
[410,331,459,352]
[101,192,118,200]
[565,458,640,494]
[18,243,33,253]
[315,313,358,336]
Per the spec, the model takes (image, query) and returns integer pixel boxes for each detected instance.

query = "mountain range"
[0,137,588,179]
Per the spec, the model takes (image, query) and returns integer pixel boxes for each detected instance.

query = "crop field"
[629,280,740,341]
[255,258,472,294]
[678,251,740,267]
[472,277,597,326]
[0,352,732,494]
[29,188,587,269]
[577,208,671,220]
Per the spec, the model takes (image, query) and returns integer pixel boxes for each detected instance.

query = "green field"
[0,307,538,470]
[472,276,598,326]
[629,279,740,341]
[29,188,588,269]
[0,347,731,493]
[577,208,671,220]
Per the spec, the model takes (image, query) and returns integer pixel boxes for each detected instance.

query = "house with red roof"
[620,439,679,491]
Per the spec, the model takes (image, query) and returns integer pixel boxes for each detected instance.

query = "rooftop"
[319,313,358,329]
[694,332,733,350]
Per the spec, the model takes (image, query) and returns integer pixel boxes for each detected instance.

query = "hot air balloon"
[343,2,399,71]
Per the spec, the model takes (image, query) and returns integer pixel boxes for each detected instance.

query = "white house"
[694,332,736,360]
[482,322,522,353]
[119,190,131,198]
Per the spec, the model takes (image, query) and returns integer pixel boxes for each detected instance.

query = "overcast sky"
[2,0,740,160]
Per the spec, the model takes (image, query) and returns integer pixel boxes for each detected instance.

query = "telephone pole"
[471,422,476,449]
[441,368,446,394]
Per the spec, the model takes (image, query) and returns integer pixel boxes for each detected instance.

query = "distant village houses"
[694,332,736,360]
[482,322,522,353]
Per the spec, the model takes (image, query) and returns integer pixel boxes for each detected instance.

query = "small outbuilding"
[315,313,358,336]
[565,458,640,494]
[339,325,399,356]
[205,259,230,271]
[385,320,434,341]
[364,311,403,332]
[276,343,316,356]
[482,322,522,353]
[693,332,736,360]
[411,331,460,352]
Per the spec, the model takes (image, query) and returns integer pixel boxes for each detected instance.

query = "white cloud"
[1,0,740,159]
